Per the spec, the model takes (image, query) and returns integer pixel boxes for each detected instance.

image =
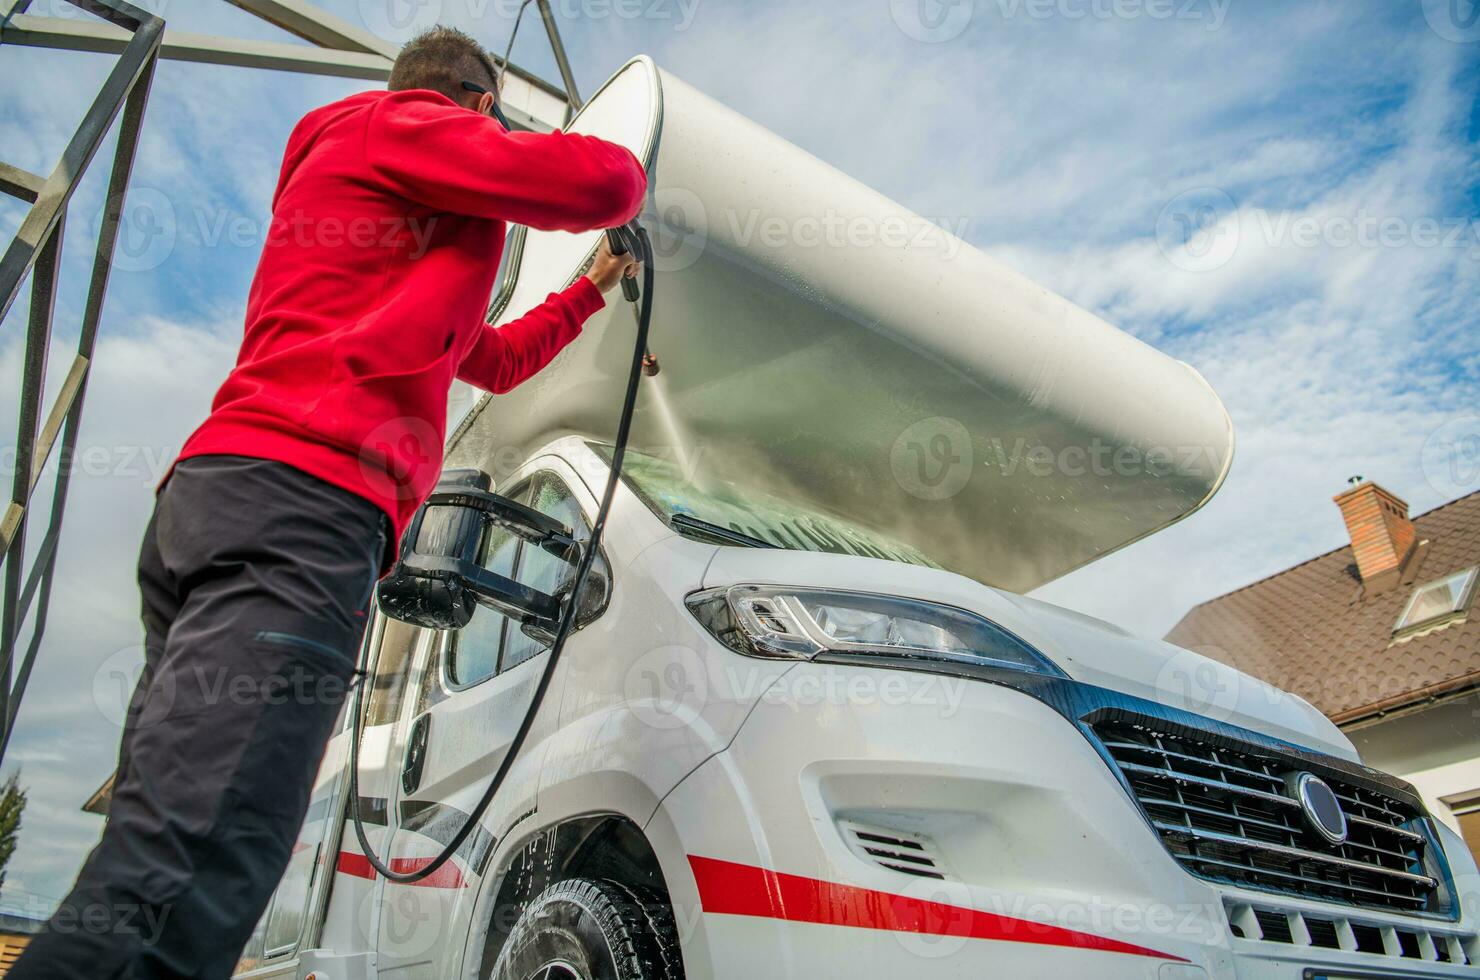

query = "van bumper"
[649,662,1480,979]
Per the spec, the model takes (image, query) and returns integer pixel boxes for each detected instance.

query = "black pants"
[14,456,386,979]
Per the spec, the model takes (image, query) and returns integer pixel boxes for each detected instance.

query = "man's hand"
[585,235,643,295]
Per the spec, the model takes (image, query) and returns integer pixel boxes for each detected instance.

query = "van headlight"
[686,585,1063,676]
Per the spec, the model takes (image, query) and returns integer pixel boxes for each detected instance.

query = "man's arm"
[365,92,647,230]
[457,238,641,394]
[457,280,601,394]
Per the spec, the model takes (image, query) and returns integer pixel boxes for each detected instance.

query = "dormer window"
[1393,567,1478,637]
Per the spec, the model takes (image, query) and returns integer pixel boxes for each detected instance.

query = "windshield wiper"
[669,514,775,549]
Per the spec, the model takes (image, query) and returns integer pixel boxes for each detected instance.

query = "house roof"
[1164,490,1480,724]
[82,773,114,816]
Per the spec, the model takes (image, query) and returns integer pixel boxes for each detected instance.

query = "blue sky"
[1,0,1477,912]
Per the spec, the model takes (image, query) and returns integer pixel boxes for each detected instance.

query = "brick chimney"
[1333,479,1416,591]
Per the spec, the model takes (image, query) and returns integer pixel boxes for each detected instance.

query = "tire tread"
[493,876,682,980]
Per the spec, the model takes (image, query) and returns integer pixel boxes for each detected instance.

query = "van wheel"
[492,878,683,980]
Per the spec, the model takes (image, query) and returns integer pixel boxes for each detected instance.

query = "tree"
[0,772,27,893]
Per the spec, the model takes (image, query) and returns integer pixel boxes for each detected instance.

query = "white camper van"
[235,59,1480,980]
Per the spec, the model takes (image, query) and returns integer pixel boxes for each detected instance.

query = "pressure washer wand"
[606,226,641,303]
[607,226,659,375]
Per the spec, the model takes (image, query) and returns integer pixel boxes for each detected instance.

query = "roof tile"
[1165,491,1480,721]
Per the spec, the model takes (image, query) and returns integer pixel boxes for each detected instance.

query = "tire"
[491,878,684,980]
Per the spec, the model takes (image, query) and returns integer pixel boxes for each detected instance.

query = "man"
[15,25,646,979]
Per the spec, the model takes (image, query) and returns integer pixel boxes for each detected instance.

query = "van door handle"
[401,713,431,796]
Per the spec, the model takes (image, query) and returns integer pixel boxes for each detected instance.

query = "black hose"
[346,227,655,883]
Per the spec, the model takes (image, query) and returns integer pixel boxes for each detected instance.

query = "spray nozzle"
[642,352,660,377]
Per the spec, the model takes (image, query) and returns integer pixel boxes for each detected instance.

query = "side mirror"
[377,469,580,632]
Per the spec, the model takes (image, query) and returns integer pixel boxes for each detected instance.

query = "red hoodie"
[176,89,647,549]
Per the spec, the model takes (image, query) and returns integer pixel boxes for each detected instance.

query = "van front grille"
[1226,901,1475,964]
[1088,717,1443,915]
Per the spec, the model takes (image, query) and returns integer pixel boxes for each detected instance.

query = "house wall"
[1344,696,1480,867]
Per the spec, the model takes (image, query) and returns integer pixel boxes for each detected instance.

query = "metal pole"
[0,0,162,765]
[0,221,60,731]
[536,0,582,121]
[0,16,162,328]
[1,54,157,757]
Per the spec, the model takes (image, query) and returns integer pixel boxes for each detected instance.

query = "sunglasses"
[461,81,512,129]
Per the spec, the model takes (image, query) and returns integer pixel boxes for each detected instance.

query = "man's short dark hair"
[388,25,500,103]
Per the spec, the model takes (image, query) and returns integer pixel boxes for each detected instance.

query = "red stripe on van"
[688,855,1185,962]
[336,850,466,889]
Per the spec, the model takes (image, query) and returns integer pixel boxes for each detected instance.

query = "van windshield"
[591,444,938,568]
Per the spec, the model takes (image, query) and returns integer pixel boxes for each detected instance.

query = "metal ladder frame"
[0,0,583,764]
